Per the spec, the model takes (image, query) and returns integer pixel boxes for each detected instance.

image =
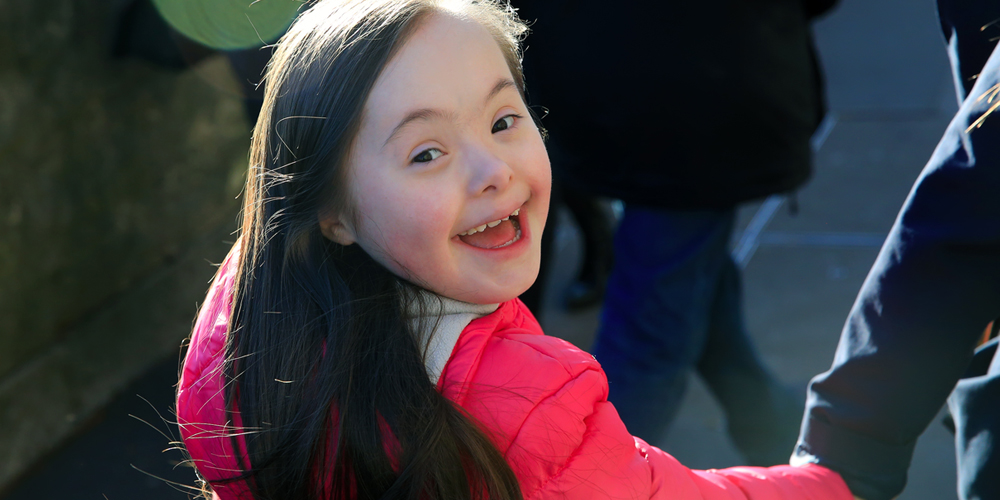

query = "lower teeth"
[493,229,521,249]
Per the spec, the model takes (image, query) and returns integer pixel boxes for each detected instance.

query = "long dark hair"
[220,1,527,498]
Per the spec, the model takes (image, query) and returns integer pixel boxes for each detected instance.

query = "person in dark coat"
[515,0,835,465]
[791,1,1000,498]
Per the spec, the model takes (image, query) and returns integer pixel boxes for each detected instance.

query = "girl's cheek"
[529,152,553,195]
[523,134,551,177]
[383,200,451,262]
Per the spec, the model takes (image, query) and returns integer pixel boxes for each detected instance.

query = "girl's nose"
[467,149,513,195]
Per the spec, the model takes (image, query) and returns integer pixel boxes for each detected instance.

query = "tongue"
[459,219,517,248]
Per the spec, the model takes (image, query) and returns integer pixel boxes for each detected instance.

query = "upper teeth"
[460,209,519,236]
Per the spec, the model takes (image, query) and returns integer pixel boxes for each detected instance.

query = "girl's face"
[323,12,551,305]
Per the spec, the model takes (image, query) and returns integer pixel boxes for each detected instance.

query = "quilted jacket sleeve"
[454,324,853,500]
[513,363,850,500]
[176,246,255,500]
[637,437,853,500]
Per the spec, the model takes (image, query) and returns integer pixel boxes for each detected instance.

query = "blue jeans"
[592,207,800,465]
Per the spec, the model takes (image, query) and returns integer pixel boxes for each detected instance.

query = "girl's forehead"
[363,12,513,125]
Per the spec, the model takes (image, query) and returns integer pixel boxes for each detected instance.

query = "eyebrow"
[381,77,518,149]
[483,78,517,107]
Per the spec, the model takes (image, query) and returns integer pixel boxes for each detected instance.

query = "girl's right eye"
[412,148,443,163]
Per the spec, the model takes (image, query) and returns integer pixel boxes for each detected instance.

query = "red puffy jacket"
[177,249,851,500]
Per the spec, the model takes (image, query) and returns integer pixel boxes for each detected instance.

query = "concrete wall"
[0,0,249,488]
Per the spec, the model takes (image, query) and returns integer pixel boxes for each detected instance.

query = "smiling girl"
[175,1,853,499]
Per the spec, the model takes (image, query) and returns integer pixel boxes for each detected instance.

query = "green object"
[152,0,302,50]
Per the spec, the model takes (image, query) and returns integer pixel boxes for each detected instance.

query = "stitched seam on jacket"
[493,334,586,378]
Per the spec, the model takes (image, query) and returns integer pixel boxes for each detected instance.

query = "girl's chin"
[436,275,537,305]
[446,289,525,305]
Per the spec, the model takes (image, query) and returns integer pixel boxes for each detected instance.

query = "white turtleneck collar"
[407,291,498,384]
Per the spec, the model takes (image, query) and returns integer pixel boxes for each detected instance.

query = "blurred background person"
[515,0,838,465]
[793,0,1000,498]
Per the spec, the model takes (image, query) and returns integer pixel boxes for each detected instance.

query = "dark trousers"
[592,207,800,465]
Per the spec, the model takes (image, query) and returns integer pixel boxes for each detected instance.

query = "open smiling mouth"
[457,208,522,249]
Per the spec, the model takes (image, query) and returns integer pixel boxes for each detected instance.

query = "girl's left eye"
[412,148,443,163]
[491,114,520,133]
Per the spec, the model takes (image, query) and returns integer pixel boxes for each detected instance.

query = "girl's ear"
[318,212,357,246]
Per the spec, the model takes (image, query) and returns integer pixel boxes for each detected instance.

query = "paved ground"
[2,0,967,498]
